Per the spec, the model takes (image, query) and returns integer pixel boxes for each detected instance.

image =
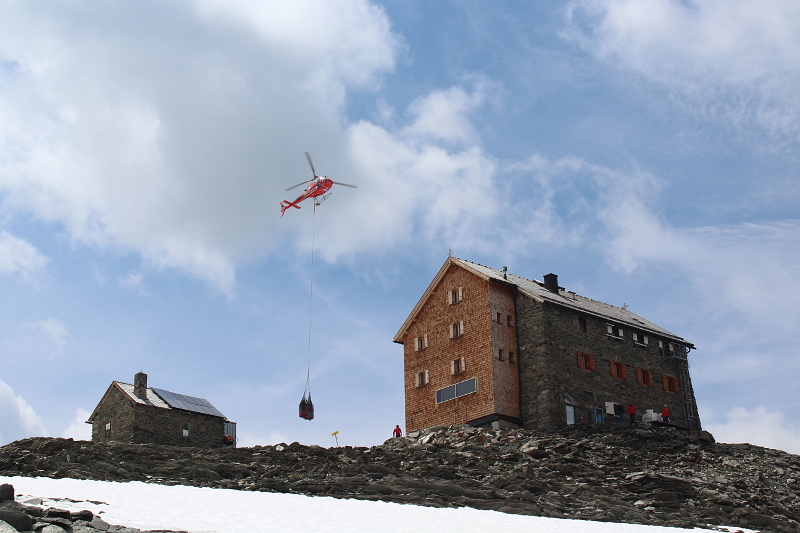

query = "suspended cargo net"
[299,390,314,420]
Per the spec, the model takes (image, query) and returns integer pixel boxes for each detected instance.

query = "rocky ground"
[0,424,798,532]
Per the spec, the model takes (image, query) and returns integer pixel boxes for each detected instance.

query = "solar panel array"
[151,387,227,418]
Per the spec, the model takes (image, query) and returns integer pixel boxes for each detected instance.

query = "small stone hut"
[87,372,236,447]
[395,257,701,434]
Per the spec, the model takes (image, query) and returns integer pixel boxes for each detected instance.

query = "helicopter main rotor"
[285,152,357,191]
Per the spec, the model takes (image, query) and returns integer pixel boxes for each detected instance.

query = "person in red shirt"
[627,402,637,423]
[661,405,670,423]
[393,425,402,438]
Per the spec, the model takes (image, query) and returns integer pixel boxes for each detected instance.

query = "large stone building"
[394,257,700,433]
[87,372,236,447]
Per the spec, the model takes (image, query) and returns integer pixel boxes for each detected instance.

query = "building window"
[182,423,190,437]
[415,370,429,387]
[497,349,504,361]
[610,361,627,379]
[105,422,111,437]
[578,316,588,333]
[506,315,513,327]
[448,287,464,305]
[660,341,686,358]
[669,343,687,358]
[449,320,464,339]
[633,332,649,347]
[436,377,477,404]
[577,352,596,371]
[414,334,429,352]
[451,357,466,375]
[493,311,502,323]
[508,351,515,364]
[607,324,624,341]
[583,390,594,401]
[663,375,679,393]
[636,368,653,386]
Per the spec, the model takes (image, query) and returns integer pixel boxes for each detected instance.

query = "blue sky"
[1,0,799,451]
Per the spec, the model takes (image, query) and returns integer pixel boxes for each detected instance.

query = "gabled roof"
[394,257,692,346]
[87,381,229,422]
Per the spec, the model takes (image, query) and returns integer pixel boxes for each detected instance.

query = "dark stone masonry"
[1,424,799,532]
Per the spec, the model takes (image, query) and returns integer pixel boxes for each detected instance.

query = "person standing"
[393,425,402,438]
[628,402,637,423]
[661,405,670,423]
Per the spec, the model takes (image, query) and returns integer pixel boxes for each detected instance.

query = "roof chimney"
[543,273,559,293]
[502,266,508,280]
[134,372,148,399]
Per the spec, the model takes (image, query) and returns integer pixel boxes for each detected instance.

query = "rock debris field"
[1,424,799,532]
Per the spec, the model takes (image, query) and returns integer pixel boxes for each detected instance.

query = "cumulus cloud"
[0,231,48,281]
[706,406,800,454]
[0,1,399,294]
[62,408,92,441]
[0,379,47,445]
[564,0,800,141]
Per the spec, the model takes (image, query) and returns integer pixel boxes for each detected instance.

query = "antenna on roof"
[622,303,628,310]
[447,249,453,258]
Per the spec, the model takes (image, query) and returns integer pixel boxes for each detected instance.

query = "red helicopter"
[280,152,357,217]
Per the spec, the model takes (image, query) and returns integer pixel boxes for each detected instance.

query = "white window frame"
[633,332,649,347]
[449,320,464,339]
[414,334,429,352]
[451,357,466,375]
[447,287,464,305]
[606,324,624,340]
[415,370,429,387]
[435,377,477,404]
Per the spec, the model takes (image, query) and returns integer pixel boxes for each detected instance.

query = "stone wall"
[90,386,136,444]
[517,296,700,430]
[132,403,224,448]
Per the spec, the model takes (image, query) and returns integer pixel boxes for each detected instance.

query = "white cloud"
[61,408,92,441]
[0,230,48,280]
[705,406,800,454]
[0,1,400,294]
[0,379,47,445]
[119,271,144,291]
[402,81,493,146]
[21,317,71,357]
[565,0,800,141]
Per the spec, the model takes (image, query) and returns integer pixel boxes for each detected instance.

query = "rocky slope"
[0,424,798,532]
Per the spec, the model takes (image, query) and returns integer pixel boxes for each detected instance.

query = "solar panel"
[151,387,227,419]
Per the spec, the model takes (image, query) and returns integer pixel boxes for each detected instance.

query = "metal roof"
[394,257,692,346]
